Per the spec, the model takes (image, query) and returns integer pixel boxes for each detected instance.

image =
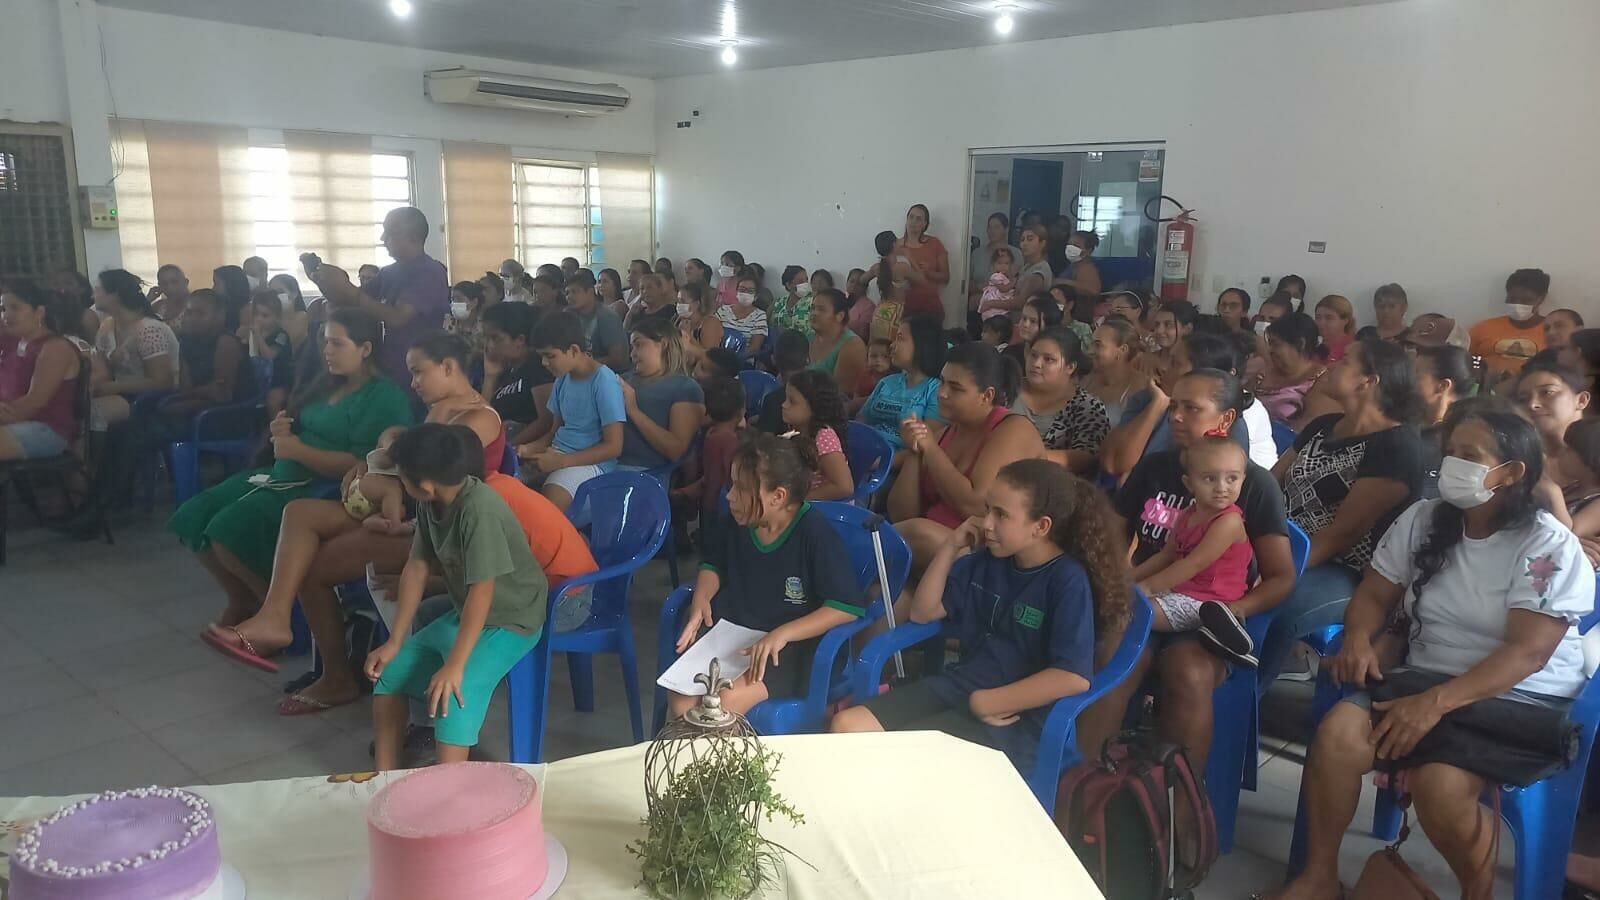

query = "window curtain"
[442,141,513,281]
[111,118,252,285]
[594,152,654,269]
[284,130,376,274]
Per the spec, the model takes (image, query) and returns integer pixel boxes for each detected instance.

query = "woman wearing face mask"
[1058,230,1102,297]
[676,281,724,366]
[1262,338,1424,685]
[1253,312,1325,424]
[714,272,768,358]
[1355,283,1409,344]
[714,250,747,308]
[1011,327,1108,475]
[1413,345,1471,499]
[1048,284,1094,347]
[771,265,815,338]
[1471,267,1550,384]
[895,203,950,321]
[444,281,487,365]
[1271,400,1590,900]
[267,274,309,350]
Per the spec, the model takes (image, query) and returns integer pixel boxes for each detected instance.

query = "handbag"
[1349,790,1499,900]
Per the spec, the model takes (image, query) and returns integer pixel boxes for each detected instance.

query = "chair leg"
[286,602,312,657]
[505,653,537,764]
[1501,781,1573,900]
[665,528,680,588]
[171,443,200,506]
[567,653,595,712]
[1371,786,1402,841]
[1204,675,1256,855]
[618,629,644,744]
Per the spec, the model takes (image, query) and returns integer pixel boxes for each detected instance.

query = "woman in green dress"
[170,308,412,627]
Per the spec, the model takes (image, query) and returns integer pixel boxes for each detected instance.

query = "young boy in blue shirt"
[831,459,1130,772]
[515,310,627,511]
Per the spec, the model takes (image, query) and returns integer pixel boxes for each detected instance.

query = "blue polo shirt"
[926,549,1096,726]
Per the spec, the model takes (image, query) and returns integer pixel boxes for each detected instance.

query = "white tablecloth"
[0,732,1096,899]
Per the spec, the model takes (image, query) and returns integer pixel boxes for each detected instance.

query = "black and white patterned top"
[1013,386,1111,455]
[1284,414,1424,571]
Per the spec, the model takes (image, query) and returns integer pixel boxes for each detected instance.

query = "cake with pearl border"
[8,785,243,899]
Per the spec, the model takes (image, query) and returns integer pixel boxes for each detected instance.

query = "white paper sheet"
[655,619,768,694]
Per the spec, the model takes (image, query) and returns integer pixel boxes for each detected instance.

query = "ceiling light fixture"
[389,0,412,17]
[994,2,1016,35]
[720,40,738,66]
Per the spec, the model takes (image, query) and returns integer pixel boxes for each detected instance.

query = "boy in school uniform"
[366,423,548,770]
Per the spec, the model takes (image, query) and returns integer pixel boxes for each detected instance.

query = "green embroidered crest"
[1012,604,1044,629]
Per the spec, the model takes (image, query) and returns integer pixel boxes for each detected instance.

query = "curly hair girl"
[783,368,854,500]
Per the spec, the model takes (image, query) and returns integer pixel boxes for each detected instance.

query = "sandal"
[200,625,280,674]
[276,691,357,716]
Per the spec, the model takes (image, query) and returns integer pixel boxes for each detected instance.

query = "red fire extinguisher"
[1145,195,1196,302]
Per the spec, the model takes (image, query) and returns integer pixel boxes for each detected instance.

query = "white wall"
[0,0,656,275]
[654,0,1600,326]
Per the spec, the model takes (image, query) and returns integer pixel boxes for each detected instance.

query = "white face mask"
[795,282,813,297]
[449,301,470,320]
[246,274,262,290]
[1064,245,1085,263]
[1506,303,1536,320]
[1436,455,1503,509]
[718,265,736,278]
[675,302,692,318]
[277,290,293,311]
[1254,320,1270,335]
[736,291,756,307]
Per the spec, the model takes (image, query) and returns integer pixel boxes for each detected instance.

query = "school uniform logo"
[1012,604,1044,629]
[784,576,806,604]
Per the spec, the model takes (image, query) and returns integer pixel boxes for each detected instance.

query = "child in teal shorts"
[365,423,549,769]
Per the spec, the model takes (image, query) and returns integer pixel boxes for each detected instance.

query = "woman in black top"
[1261,338,1424,683]
[1413,345,1471,499]
[480,301,552,442]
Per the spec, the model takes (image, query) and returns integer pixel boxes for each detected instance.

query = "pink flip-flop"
[200,625,280,674]
[277,692,357,716]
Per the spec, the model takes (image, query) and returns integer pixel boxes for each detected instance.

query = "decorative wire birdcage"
[630,660,806,899]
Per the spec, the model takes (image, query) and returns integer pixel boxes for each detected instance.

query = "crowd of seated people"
[9,196,1600,898]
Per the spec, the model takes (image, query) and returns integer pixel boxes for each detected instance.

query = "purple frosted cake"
[8,786,223,900]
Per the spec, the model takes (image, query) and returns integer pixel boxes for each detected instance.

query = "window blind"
[594,152,654,271]
[443,141,514,281]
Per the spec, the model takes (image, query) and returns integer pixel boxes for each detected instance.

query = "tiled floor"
[0,515,1516,897]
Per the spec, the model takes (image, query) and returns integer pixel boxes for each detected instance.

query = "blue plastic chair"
[735,370,778,421]
[643,431,703,589]
[844,421,894,505]
[721,329,747,358]
[1204,521,1312,853]
[1287,602,1600,900]
[651,503,913,736]
[504,471,669,763]
[1271,419,1297,455]
[171,357,274,504]
[855,587,1155,814]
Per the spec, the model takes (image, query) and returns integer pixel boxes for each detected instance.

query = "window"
[0,127,81,280]
[246,147,414,284]
[514,161,604,270]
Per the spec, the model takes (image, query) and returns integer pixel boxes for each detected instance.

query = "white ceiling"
[99,0,1401,79]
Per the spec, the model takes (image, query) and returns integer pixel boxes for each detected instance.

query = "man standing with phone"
[303,206,449,399]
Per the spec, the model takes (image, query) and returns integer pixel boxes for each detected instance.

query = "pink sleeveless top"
[920,406,1010,529]
[1170,503,1253,602]
[0,334,78,442]
[445,405,506,476]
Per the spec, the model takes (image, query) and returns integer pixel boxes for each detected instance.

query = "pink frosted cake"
[8,786,222,900]
[366,762,547,900]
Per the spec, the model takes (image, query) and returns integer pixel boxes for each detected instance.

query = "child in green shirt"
[366,423,549,769]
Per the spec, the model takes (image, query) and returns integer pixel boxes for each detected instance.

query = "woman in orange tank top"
[889,342,1044,577]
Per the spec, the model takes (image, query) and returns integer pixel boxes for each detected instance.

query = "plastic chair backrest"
[722,330,747,357]
[568,471,671,615]
[736,370,778,419]
[1271,419,1296,455]
[1582,573,1600,635]
[807,501,912,602]
[1094,589,1155,698]
[1288,520,1311,578]
[498,443,519,477]
[844,422,893,500]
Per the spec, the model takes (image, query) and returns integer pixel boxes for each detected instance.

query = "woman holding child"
[195,330,505,715]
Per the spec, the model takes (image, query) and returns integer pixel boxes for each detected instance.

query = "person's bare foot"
[221,614,295,657]
[1254,875,1343,900]
[276,675,361,715]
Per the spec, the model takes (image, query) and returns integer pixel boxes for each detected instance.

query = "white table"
[0,732,1098,899]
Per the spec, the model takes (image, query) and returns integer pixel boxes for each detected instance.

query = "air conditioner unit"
[424,68,630,117]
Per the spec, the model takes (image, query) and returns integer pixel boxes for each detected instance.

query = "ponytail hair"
[946,341,1020,407]
[97,269,152,317]
[996,459,1132,644]
[729,430,816,521]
